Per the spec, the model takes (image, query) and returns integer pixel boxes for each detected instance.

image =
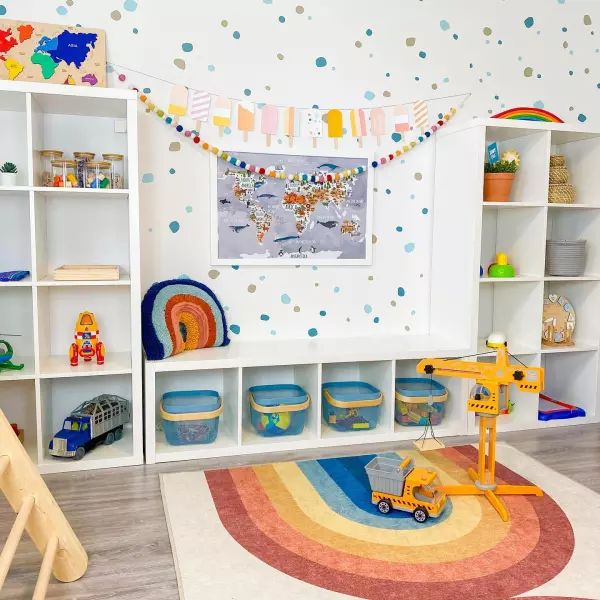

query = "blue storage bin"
[249,384,310,437]
[160,390,223,445]
[395,378,448,427]
[322,381,383,431]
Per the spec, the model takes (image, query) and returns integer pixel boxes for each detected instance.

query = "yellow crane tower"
[416,333,545,522]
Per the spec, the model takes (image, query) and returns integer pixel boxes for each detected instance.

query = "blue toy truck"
[48,394,130,460]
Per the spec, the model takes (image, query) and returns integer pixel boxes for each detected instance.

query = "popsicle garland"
[327,109,343,149]
[212,96,232,137]
[413,99,428,132]
[393,105,410,133]
[303,108,323,148]
[137,91,459,179]
[168,84,188,125]
[189,90,211,131]
[237,101,255,141]
[370,107,386,145]
[350,108,367,147]
[261,105,279,147]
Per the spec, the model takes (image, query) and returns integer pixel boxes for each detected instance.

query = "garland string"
[136,91,459,182]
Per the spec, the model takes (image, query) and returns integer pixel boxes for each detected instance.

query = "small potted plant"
[0,162,18,186]
[483,151,519,202]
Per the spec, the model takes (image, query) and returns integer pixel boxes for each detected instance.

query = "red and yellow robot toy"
[69,311,105,367]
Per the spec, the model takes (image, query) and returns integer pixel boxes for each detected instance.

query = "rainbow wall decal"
[142,279,230,360]
[492,107,564,123]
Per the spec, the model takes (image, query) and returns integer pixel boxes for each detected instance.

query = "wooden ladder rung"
[0,494,35,588]
[0,455,9,478]
[32,535,59,600]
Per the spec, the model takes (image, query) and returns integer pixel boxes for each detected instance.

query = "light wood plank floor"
[1,424,599,599]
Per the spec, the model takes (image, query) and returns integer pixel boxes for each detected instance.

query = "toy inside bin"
[160,390,223,445]
[395,378,448,427]
[249,384,310,437]
[322,381,383,431]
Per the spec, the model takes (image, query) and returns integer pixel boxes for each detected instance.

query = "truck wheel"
[114,427,123,441]
[104,431,115,445]
[413,507,429,523]
[74,447,86,461]
[377,499,392,514]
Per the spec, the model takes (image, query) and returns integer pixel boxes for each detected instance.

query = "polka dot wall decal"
[181,42,193,52]
[334,286,340,293]
[277,53,284,60]
[260,314,270,321]
[391,300,397,307]
[185,206,192,213]
[66,0,73,5]
[364,90,375,100]
[533,100,545,108]
[270,330,277,336]
[524,67,534,77]
[414,172,423,180]
[231,265,240,270]
[418,50,427,58]
[278,16,286,23]
[230,324,241,335]
[296,5,304,14]
[174,58,186,70]
[281,293,291,304]
[141,173,154,183]
[308,328,318,337]
[293,305,301,313]
[243,88,251,96]
[355,41,362,48]
[483,26,492,36]
[524,16,534,28]
[169,142,180,151]
[406,37,416,46]
[169,221,180,233]
[396,226,403,232]
[221,19,228,27]
[208,64,215,72]
[132,28,139,34]
[315,56,327,67]
[405,242,416,253]
[111,10,122,20]
[440,20,450,31]
[169,168,176,174]
[233,31,241,39]
[364,304,373,314]
[372,234,378,244]
[56,5,68,15]
[366,28,373,36]
[584,15,592,25]
[391,132,401,142]
[578,113,587,122]
[247,284,256,293]
[0,5,6,15]
[319,310,326,316]
[422,207,429,214]
[124,0,137,10]
[208,269,220,279]
[383,90,391,97]
[397,287,405,296]
[373,317,380,323]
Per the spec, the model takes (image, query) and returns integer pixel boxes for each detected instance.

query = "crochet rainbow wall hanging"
[492,107,564,123]
[142,279,230,360]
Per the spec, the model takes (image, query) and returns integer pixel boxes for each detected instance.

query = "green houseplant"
[483,158,519,202]
[0,162,18,186]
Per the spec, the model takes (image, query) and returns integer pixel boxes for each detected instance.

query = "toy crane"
[416,333,544,522]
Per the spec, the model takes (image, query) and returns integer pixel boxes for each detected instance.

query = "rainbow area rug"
[160,443,600,600]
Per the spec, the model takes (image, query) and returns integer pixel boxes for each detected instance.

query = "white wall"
[7,0,600,340]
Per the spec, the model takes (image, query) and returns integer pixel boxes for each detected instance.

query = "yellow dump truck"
[364,456,447,522]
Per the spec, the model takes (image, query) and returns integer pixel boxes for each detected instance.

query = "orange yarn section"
[165,294,217,354]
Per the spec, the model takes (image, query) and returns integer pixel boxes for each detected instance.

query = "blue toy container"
[248,384,310,437]
[395,378,448,427]
[322,381,383,431]
[160,390,223,445]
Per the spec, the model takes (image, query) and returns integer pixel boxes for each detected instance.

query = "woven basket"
[549,166,569,184]
[550,154,566,167]
[546,240,586,276]
[548,184,576,204]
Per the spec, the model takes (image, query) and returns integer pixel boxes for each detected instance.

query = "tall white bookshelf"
[0,80,142,473]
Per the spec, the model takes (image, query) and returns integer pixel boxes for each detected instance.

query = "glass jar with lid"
[40,150,64,186]
[51,159,77,187]
[85,161,112,189]
[102,153,124,189]
[73,152,95,188]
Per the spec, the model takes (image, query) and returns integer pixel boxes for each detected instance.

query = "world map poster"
[0,20,106,86]
[212,151,372,265]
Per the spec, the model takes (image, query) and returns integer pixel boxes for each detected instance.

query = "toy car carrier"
[364,456,447,522]
[48,394,130,460]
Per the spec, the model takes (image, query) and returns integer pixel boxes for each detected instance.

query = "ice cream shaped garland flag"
[213,96,232,137]
[189,90,211,132]
[168,84,188,125]
[284,106,301,148]
[327,109,343,149]
[303,108,323,148]
[261,105,279,147]
[413,99,428,133]
[393,105,410,134]
[237,101,255,142]
[370,107,385,145]
[350,108,367,147]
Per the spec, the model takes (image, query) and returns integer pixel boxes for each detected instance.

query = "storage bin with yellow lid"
[160,390,223,445]
[394,378,448,427]
[322,381,383,431]
[248,384,309,437]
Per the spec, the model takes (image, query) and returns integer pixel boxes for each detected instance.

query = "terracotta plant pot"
[483,173,515,202]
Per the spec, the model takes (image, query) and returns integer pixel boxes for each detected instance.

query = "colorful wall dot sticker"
[188,90,211,132]
[393,105,409,133]
[168,84,188,125]
[413,99,429,133]
[350,108,367,147]
[327,109,343,149]
[213,96,232,137]
[261,105,279,147]
[237,101,255,141]
[284,106,300,147]
[303,108,323,148]
[370,107,386,145]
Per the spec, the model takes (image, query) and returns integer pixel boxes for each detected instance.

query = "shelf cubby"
[0,286,35,379]
[0,90,28,186]
[0,190,31,276]
[0,380,38,462]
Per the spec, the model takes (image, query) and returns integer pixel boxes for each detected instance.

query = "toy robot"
[69,311,104,366]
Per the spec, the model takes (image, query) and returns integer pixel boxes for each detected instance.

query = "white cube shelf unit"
[0,80,142,473]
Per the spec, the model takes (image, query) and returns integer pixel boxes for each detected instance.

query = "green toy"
[0,336,24,372]
[488,252,515,278]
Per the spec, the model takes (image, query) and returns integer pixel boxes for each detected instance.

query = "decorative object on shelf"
[0,270,29,282]
[84,160,111,188]
[321,381,383,431]
[395,377,448,427]
[101,153,124,189]
[69,311,105,366]
[141,278,230,360]
[0,336,24,372]
[548,154,575,204]
[53,264,120,281]
[73,151,95,188]
[538,393,586,422]
[10,422,24,444]
[546,240,586,276]
[160,390,224,445]
[483,151,520,202]
[487,141,499,164]
[417,333,545,521]
[492,107,564,123]
[542,294,575,347]
[40,149,64,186]
[488,252,516,277]
[0,161,18,186]
[365,456,446,521]
[52,158,78,187]
[212,150,372,265]
[48,395,130,460]
[248,384,310,437]
[0,20,106,86]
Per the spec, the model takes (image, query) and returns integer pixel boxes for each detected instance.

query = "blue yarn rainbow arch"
[142,279,230,360]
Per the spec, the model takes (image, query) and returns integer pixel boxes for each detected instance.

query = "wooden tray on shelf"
[53,264,120,281]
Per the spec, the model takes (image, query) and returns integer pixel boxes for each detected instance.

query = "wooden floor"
[1,424,599,599]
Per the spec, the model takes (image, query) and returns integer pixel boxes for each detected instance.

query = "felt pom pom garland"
[136,91,459,181]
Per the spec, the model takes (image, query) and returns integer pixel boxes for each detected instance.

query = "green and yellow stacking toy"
[488,252,515,278]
